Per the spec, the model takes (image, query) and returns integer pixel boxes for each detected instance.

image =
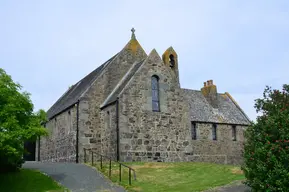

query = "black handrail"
[83,148,136,185]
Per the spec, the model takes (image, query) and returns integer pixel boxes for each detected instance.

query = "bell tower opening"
[169,54,175,68]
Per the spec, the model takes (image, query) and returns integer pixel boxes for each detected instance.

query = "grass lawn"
[90,161,244,192]
[0,169,68,192]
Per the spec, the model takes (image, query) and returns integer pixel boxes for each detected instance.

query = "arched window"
[151,75,160,112]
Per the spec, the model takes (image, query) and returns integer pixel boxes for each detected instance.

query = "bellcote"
[162,47,180,86]
[162,46,178,69]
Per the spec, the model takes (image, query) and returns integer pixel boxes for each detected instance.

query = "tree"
[242,84,289,191]
[0,68,48,173]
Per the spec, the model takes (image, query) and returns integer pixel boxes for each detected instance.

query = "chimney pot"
[207,80,210,86]
[210,80,213,85]
[204,82,207,87]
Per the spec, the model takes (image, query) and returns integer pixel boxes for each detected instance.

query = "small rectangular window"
[212,124,217,140]
[191,122,197,140]
[106,111,111,129]
[232,125,237,141]
[68,110,71,134]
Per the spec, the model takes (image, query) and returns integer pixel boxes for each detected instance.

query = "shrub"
[0,68,47,173]
[242,84,289,191]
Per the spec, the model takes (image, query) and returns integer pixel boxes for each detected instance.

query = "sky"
[1,0,288,122]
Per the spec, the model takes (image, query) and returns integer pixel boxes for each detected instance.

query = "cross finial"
[131,27,136,40]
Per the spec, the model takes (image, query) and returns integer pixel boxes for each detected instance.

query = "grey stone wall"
[188,123,246,165]
[103,39,147,98]
[77,38,147,161]
[100,104,118,160]
[118,49,190,162]
[39,106,77,162]
[117,49,247,165]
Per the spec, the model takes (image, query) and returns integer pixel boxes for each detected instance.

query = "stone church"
[37,29,250,165]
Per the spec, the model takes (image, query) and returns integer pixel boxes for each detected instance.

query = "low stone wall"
[120,151,243,165]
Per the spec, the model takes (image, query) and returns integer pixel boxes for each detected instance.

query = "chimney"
[201,79,218,108]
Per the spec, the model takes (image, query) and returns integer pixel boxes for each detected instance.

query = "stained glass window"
[151,76,160,112]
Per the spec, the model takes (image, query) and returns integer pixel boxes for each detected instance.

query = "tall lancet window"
[151,75,160,112]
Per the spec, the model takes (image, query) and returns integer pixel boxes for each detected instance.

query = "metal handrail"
[83,148,136,185]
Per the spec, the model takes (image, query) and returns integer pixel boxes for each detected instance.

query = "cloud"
[1,0,288,122]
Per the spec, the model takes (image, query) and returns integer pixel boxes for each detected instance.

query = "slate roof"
[46,48,250,126]
[47,54,118,119]
[182,89,250,125]
[100,60,145,109]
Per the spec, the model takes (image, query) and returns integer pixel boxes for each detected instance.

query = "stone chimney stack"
[201,79,218,108]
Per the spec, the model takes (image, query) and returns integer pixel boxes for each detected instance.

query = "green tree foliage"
[242,84,289,191]
[0,68,48,173]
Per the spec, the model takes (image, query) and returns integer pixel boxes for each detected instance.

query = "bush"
[242,84,289,191]
[0,68,47,173]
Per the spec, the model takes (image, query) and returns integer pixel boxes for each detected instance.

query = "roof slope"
[47,54,118,119]
[183,89,250,125]
[100,59,145,108]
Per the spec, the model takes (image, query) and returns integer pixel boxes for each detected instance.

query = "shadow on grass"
[0,169,68,192]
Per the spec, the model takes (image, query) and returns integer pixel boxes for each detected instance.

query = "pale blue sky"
[1,0,288,121]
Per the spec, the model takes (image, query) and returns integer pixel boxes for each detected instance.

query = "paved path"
[23,161,126,192]
[217,184,251,192]
[204,180,251,192]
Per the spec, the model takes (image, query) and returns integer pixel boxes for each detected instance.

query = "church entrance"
[24,141,36,161]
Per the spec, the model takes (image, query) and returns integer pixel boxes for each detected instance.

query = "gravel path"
[23,161,126,192]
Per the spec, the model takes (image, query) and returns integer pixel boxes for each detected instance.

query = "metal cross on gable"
[131,27,135,34]
[131,27,136,39]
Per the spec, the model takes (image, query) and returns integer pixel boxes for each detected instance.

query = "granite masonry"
[38,29,250,165]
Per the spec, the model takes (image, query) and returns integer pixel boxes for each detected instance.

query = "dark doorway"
[24,141,36,161]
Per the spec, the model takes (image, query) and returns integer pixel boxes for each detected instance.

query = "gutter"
[76,100,80,163]
[116,98,120,161]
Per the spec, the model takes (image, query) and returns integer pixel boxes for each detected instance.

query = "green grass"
[0,169,68,192]
[90,161,245,192]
